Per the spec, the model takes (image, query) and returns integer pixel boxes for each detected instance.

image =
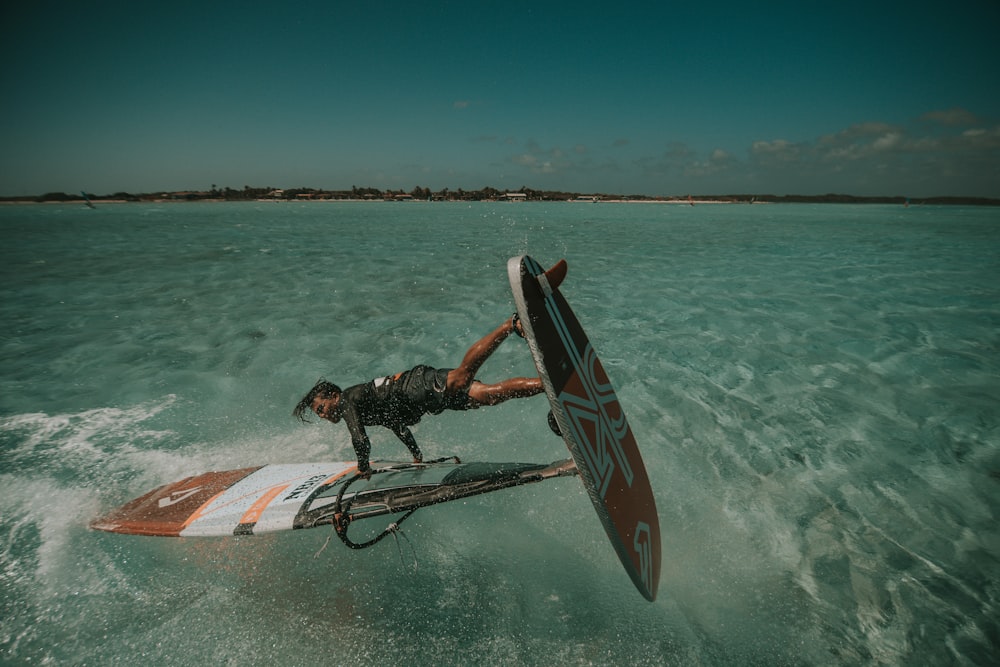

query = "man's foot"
[542,259,568,290]
[511,312,526,338]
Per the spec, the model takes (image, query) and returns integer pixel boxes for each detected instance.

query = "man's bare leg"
[446,318,519,391]
[447,259,565,393]
[467,377,544,406]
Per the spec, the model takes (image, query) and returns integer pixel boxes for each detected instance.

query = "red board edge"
[90,467,262,537]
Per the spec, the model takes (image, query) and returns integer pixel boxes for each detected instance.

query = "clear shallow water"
[2,201,998,665]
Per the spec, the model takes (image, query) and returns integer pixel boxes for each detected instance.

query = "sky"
[2,1,999,198]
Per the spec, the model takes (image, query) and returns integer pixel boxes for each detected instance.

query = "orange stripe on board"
[238,484,289,526]
[182,466,357,533]
[321,468,358,486]
[180,490,227,531]
[238,468,355,527]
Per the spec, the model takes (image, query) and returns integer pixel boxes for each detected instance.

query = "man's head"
[293,379,342,423]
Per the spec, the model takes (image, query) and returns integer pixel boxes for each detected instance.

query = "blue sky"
[2,1,998,197]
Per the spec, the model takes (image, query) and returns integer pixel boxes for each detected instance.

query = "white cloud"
[921,107,979,126]
[509,140,571,176]
[751,139,802,165]
[506,112,999,196]
[752,139,794,154]
[872,132,903,151]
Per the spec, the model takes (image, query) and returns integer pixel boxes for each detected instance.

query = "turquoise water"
[2,201,998,665]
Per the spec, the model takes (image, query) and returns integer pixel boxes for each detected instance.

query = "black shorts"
[396,365,472,415]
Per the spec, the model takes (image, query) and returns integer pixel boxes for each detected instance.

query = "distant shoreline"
[3,197,998,207]
[2,189,998,207]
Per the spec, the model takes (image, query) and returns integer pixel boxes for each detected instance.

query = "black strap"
[326,456,461,549]
[511,312,525,338]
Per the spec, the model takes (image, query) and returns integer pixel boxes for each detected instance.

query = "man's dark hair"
[293,379,341,422]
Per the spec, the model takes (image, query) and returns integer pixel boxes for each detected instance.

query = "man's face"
[311,393,342,423]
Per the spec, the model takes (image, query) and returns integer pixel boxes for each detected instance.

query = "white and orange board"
[90,463,356,537]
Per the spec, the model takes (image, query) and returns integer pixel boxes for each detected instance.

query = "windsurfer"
[294,314,544,476]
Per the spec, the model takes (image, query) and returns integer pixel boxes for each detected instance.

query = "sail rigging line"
[332,466,421,550]
[389,524,419,570]
[329,456,475,548]
[313,525,336,559]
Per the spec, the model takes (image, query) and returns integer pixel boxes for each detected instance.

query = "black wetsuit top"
[340,365,471,471]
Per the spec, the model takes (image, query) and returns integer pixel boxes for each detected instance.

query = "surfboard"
[508,255,662,601]
[90,458,576,539]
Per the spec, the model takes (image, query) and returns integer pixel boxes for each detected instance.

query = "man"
[293,313,545,475]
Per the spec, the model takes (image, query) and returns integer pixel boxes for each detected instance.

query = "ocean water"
[1,200,998,665]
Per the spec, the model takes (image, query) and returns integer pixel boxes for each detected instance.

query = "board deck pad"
[509,255,661,601]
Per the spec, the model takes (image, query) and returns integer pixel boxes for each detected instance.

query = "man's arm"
[342,405,372,473]
[392,426,423,463]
